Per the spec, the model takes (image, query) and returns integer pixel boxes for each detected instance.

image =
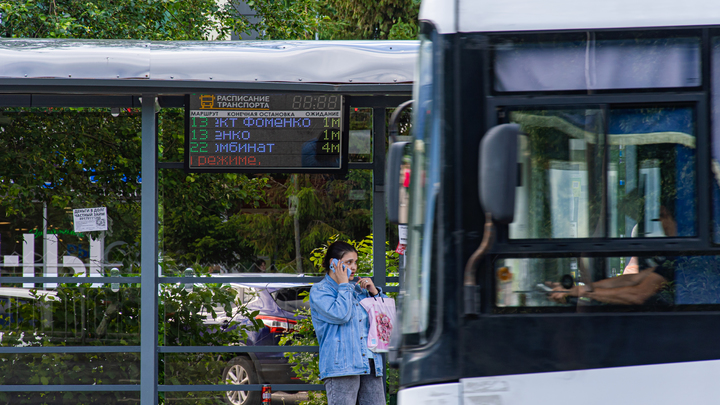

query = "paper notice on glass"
[73,207,108,233]
[398,224,408,245]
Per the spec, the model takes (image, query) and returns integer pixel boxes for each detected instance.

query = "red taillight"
[256,315,298,333]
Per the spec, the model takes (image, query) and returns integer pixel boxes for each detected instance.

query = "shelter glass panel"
[0,285,141,347]
[0,352,140,385]
[0,107,142,276]
[161,352,227,386]
[159,108,186,163]
[0,391,140,403]
[158,169,373,275]
[349,107,373,163]
[0,107,143,346]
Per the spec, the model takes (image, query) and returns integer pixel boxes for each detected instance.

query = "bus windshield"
[403,32,440,341]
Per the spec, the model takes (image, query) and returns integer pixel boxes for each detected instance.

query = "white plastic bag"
[359,296,396,353]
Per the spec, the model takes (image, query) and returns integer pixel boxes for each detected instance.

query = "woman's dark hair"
[322,241,357,273]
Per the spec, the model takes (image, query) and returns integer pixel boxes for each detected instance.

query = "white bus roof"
[421,0,720,34]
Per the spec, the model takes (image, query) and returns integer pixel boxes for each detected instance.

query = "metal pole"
[293,174,303,273]
[140,94,159,405]
[42,201,47,279]
[372,106,389,400]
[372,107,387,289]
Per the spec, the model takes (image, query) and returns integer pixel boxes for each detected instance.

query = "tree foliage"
[0,0,417,270]
[230,0,420,40]
[318,0,419,40]
[0,0,238,40]
[1,0,420,41]
[0,109,143,246]
[230,171,375,271]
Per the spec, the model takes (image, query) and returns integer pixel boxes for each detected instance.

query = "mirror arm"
[388,100,413,144]
[464,212,495,317]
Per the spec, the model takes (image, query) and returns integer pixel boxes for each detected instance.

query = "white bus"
[389,1,720,404]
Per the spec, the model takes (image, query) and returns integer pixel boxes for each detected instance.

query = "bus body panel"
[399,360,720,405]
[420,0,720,34]
[462,313,720,377]
[461,359,720,405]
[418,0,456,34]
[397,382,461,405]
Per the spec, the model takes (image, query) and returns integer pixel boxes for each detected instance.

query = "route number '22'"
[190,141,208,153]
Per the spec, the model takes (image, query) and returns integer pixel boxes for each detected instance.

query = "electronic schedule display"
[185,93,347,173]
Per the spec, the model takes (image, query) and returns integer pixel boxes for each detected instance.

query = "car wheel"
[222,356,261,405]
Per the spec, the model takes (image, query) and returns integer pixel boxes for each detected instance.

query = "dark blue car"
[203,276,311,405]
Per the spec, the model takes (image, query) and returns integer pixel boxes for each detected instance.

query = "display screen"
[185,93,346,172]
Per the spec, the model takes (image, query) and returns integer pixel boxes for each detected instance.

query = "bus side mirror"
[479,124,520,224]
[387,141,411,225]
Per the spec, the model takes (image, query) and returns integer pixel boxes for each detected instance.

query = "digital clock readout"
[185,93,345,172]
[290,95,341,110]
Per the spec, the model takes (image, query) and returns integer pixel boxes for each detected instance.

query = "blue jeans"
[324,360,385,405]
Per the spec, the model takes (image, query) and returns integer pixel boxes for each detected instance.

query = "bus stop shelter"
[0,38,417,404]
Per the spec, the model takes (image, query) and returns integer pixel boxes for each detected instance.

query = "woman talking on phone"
[309,241,387,405]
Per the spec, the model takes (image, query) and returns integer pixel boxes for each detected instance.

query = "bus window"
[494,34,700,93]
[494,255,720,311]
[508,107,604,239]
[507,105,696,240]
[403,30,441,343]
[608,107,696,238]
[712,37,720,244]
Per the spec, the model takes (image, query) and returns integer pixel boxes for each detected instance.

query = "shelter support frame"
[0,90,409,403]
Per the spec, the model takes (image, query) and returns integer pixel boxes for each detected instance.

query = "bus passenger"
[309,241,387,405]
[550,205,677,306]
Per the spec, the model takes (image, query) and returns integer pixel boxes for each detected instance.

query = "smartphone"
[331,259,352,278]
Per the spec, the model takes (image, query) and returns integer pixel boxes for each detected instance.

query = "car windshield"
[271,287,311,313]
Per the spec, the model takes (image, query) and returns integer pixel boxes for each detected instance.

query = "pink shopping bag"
[359,296,396,353]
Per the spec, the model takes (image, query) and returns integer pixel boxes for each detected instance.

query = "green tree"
[0,0,415,272]
[0,109,144,246]
[0,0,239,40]
[232,0,420,40]
[0,0,259,265]
[233,0,324,40]
[230,172,375,271]
[318,0,420,40]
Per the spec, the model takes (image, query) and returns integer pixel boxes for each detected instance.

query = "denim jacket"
[309,274,385,380]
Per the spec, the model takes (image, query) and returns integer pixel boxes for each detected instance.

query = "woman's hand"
[357,277,379,296]
[332,260,350,284]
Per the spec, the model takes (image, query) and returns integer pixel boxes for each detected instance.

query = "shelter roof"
[0,39,418,96]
